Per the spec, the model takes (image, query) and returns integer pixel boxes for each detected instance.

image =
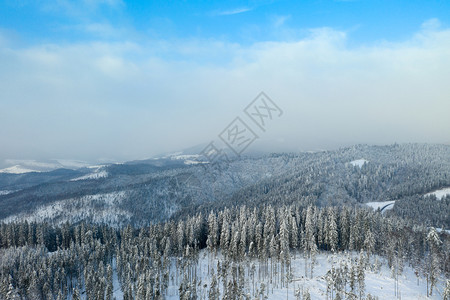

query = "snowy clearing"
[365,200,396,211]
[72,250,445,300]
[425,187,450,200]
[349,159,369,168]
[160,250,445,300]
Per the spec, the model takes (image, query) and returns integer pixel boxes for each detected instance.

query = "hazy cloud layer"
[0,20,449,164]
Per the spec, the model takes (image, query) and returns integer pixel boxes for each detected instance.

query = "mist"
[1,22,449,166]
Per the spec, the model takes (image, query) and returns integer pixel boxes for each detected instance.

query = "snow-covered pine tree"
[426,227,442,296]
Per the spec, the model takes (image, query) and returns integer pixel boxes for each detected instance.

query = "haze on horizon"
[0,0,449,168]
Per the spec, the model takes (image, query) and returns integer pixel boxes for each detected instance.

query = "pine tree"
[443,279,450,300]
[209,270,219,300]
[302,289,311,300]
[363,229,375,261]
[106,264,114,300]
[207,212,218,254]
[326,207,338,253]
[304,205,318,278]
[426,227,442,296]
[6,283,20,300]
[72,287,81,300]
[357,251,365,300]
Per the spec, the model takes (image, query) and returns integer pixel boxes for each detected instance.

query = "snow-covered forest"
[1,204,449,299]
[0,144,449,299]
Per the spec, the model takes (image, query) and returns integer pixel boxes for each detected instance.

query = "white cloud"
[421,18,441,30]
[0,19,449,162]
[215,7,252,16]
[272,15,290,28]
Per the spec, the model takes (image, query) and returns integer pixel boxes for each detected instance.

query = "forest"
[1,144,450,299]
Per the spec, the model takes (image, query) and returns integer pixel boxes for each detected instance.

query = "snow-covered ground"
[365,200,395,211]
[349,159,369,168]
[425,187,450,200]
[73,250,444,300]
[161,250,445,300]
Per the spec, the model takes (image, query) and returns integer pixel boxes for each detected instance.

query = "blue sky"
[0,0,449,165]
[2,0,449,48]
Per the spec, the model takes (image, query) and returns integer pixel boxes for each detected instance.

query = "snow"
[112,259,124,299]
[0,190,15,195]
[184,159,207,165]
[71,170,108,181]
[436,228,450,234]
[2,191,130,226]
[4,159,59,169]
[0,165,39,174]
[349,159,369,168]
[71,250,445,299]
[171,154,201,160]
[71,165,108,181]
[163,250,444,299]
[365,200,396,211]
[54,159,91,169]
[425,187,450,200]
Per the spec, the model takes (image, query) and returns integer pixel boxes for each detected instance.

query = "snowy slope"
[70,166,108,181]
[0,165,39,174]
[2,191,130,226]
[0,159,94,173]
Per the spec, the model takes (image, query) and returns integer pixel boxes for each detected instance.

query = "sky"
[0,0,449,166]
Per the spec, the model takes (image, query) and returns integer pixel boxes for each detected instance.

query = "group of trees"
[1,203,448,299]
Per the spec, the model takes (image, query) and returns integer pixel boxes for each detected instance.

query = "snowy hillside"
[0,159,92,173]
[0,165,39,174]
[2,191,130,227]
[1,143,450,228]
[70,166,108,181]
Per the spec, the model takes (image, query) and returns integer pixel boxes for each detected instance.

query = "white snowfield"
[365,200,396,211]
[0,159,92,173]
[349,159,369,168]
[425,187,450,200]
[160,250,445,300]
[0,165,39,174]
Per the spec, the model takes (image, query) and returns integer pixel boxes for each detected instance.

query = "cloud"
[272,15,290,28]
[0,19,449,163]
[421,18,441,31]
[34,0,124,18]
[214,7,252,16]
